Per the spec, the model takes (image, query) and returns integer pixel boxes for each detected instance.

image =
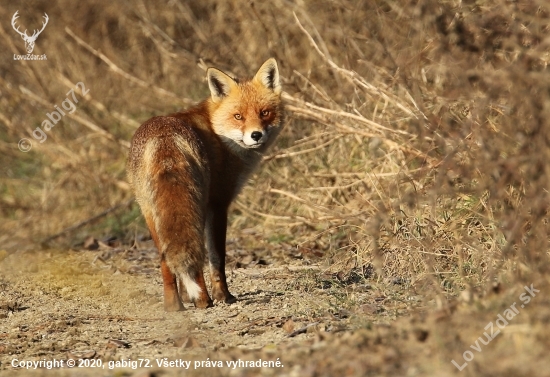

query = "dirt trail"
[2,245,549,377]
[0,243,383,376]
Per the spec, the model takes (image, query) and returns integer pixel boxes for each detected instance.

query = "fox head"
[207,58,283,151]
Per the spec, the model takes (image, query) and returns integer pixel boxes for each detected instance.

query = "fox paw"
[213,287,237,304]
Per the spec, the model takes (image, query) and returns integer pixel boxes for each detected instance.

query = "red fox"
[127,59,283,311]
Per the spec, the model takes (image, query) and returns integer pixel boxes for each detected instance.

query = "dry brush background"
[1,0,550,375]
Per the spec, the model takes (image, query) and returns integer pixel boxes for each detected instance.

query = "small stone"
[282,319,295,334]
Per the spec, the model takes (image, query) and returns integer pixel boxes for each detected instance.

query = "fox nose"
[250,131,263,142]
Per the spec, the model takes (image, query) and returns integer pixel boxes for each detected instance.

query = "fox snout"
[214,121,278,150]
[243,129,268,147]
[251,131,263,142]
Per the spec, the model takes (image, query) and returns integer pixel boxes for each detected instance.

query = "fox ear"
[207,68,237,103]
[254,58,281,95]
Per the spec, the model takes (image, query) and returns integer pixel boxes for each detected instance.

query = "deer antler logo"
[11,11,49,54]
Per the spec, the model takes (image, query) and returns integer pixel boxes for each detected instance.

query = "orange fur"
[127,59,283,311]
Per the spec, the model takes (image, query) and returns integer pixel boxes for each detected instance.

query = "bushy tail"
[133,130,209,301]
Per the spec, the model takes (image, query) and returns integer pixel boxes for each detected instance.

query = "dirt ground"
[1,239,550,377]
[0,238,397,377]
[2,0,550,375]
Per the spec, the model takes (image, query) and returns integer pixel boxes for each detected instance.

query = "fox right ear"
[254,58,281,95]
[207,68,237,103]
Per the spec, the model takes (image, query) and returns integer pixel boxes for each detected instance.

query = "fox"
[127,58,283,311]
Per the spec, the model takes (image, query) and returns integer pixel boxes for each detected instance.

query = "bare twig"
[264,134,344,161]
[56,72,141,129]
[292,12,426,120]
[19,86,130,148]
[283,100,438,167]
[40,198,134,245]
[65,27,195,106]
[287,322,319,337]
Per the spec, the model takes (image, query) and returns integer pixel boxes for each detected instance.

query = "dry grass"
[1,0,550,373]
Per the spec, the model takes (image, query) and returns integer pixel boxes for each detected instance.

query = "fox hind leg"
[189,269,213,308]
[160,258,185,311]
[145,215,184,311]
[206,207,237,304]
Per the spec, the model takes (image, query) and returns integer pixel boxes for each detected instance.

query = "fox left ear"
[207,68,238,103]
[254,58,281,95]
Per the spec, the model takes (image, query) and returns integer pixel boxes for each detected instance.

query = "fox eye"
[260,110,270,117]
[234,114,242,120]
